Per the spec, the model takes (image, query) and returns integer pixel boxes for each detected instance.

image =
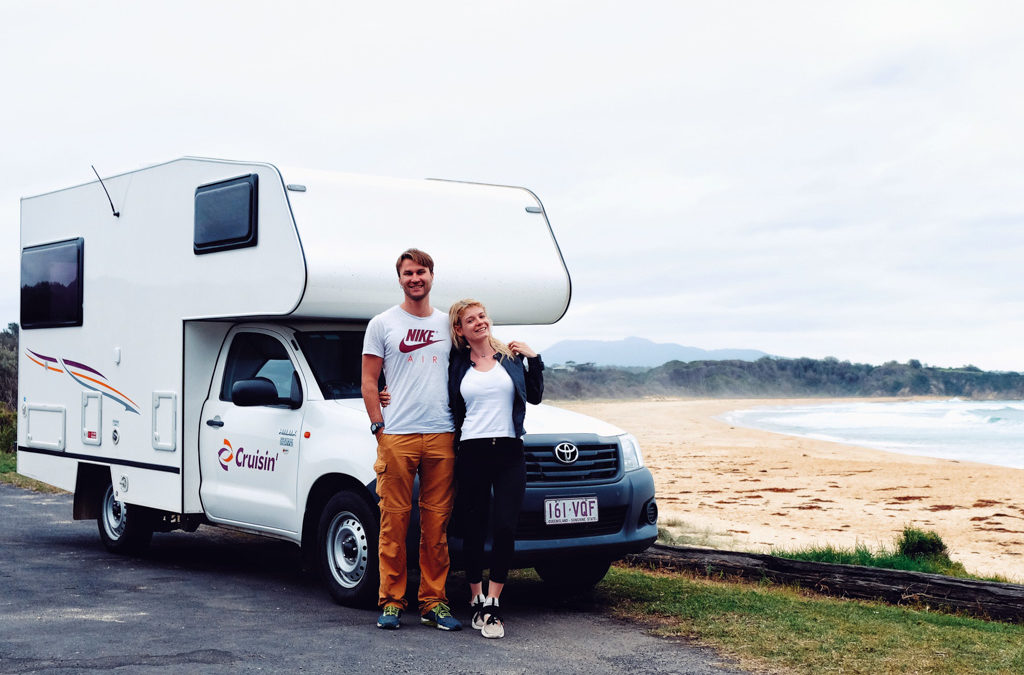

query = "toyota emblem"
[554,442,579,464]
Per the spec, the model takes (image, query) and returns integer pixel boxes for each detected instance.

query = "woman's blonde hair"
[449,299,513,359]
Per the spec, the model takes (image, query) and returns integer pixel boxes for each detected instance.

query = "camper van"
[17,157,657,606]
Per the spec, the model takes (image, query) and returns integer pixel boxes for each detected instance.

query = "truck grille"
[515,505,628,540]
[523,442,620,484]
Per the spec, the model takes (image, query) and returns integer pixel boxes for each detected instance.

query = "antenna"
[90,165,120,217]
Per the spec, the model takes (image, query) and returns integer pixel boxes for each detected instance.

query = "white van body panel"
[282,167,571,325]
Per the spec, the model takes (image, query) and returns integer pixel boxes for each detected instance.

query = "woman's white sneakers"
[470,595,505,638]
[479,598,504,639]
[470,593,487,630]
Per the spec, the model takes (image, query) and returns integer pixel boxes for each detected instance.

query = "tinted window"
[295,330,366,399]
[21,238,84,329]
[194,173,258,254]
[221,332,300,405]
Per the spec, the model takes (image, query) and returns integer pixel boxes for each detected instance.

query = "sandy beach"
[554,398,1024,581]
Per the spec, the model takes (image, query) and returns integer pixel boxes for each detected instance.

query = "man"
[361,248,462,631]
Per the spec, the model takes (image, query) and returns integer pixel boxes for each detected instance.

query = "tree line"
[545,357,1024,400]
[0,323,17,453]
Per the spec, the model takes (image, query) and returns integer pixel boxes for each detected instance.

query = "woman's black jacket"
[448,348,544,444]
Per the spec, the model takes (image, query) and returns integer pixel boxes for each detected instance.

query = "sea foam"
[720,399,1024,469]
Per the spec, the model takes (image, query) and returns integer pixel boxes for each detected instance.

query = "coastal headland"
[555,397,1024,581]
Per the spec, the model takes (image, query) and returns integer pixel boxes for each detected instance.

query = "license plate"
[544,497,599,525]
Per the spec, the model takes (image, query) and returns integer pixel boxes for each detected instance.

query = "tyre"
[97,483,154,554]
[317,491,379,608]
[535,556,612,594]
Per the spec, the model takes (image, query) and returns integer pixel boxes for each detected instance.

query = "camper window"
[194,174,259,254]
[21,238,84,329]
[221,332,300,406]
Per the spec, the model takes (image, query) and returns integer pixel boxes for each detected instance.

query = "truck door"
[199,330,304,533]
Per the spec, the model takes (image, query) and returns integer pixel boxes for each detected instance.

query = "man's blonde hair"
[448,299,513,359]
[395,248,434,276]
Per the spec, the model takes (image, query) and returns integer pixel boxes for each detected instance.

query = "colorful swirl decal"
[218,439,234,472]
[26,349,140,415]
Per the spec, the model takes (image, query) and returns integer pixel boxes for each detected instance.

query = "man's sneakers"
[470,593,487,630]
[421,602,463,631]
[376,603,402,629]
[380,601,463,631]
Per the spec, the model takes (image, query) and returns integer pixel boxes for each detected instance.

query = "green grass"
[772,542,972,576]
[0,450,62,492]
[597,564,1024,674]
[771,528,1009,583]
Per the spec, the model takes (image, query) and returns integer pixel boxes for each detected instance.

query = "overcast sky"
[4,1,1024,370]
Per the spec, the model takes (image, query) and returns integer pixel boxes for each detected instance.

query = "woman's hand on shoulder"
[508,341,537,358]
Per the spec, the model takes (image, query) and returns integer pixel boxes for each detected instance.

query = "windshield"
[294,330,366,399]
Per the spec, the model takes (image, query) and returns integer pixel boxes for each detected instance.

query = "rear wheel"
[535,556,612,594]
[317,491,379,607]
[97,483,154,554]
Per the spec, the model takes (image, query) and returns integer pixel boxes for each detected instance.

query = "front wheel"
[97,483,153,554]
[317,492,379,608]
[535,556,612,594]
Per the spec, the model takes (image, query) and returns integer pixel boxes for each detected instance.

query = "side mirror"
[232,378,280,407]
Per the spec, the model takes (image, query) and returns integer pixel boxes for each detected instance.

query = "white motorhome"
[17,157,657,605]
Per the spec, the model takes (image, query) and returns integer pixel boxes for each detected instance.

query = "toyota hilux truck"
[16,157,658,606]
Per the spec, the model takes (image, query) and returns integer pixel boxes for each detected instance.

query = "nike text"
[398,328,442,353]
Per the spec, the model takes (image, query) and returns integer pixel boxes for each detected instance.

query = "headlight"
[620,433,644,471]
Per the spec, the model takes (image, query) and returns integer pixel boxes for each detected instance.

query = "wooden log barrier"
[624,543,1024,623]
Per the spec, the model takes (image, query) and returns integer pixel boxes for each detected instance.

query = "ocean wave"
[723,399,1024,469]
[969,406,1024,425]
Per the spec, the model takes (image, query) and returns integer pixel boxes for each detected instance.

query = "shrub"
[0,404,15,454]
[774,527,983,579]
[897,527,947,560]
[657,526,679,546]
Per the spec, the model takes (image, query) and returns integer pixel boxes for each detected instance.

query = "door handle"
[206,418,224,428]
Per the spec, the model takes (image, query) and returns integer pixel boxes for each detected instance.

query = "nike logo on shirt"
[399,338,442,353]
[399,328,443,353]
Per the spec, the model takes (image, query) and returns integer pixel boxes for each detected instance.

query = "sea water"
[720,399,1024,470]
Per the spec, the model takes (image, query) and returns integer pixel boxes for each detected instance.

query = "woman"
[448,298,543,639]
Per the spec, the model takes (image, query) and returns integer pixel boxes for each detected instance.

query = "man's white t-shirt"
[362,305,454,434]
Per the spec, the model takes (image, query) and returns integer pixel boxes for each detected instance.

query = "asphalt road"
[0,483,748,674]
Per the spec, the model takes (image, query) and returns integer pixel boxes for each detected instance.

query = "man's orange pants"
[373,432,455,613]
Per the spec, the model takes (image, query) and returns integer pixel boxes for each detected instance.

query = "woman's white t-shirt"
[460,363,515,440]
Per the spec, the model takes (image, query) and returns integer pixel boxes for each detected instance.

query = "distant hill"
[542,337,769,368]
[545,357,1024,400]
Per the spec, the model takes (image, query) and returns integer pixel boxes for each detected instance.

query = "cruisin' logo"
[218,438,278,473]
[217,439,235,472]
[398,328,442,353]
